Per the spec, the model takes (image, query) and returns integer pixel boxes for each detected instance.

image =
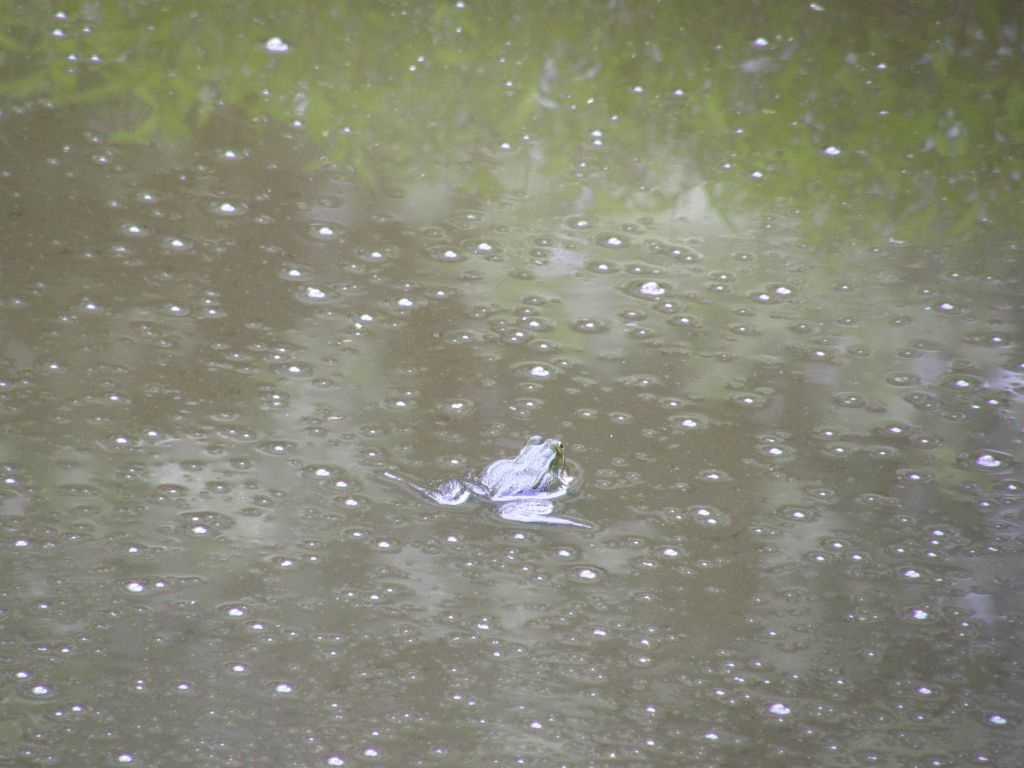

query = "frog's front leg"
[497,500,591,528]
[383,472,472,506]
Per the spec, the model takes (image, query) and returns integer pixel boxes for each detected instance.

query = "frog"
[384,436,590,528]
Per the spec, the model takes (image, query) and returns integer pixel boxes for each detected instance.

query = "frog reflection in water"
[385,436,590,528]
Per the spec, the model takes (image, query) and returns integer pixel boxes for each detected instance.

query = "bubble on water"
[448,209,486,228]
[928,299,963,314]
[220,604,248,618]
[691,505,726,526]
[668,314,701,328]
[880,370,921,385]
[641,281,666,297]
[669,415,706,430]
[731,393,768,409]
[698,469,729,482]
[429,245,466,262]
[272,681,294,694]
[585,260,619,274]
[750,284,796,303]
[277,362,311,377]
[509,397,545,419]
[596,233,629,249]
[216,148,245,162]
[516,362,557,379]
[665,243,703,262]
[437,398,476,417]
[794,346,834,363]
[120,223,150,238]
[310,223,341,240]
[571,317,608,334]
[896,468,933,484]
[279,264,309,280]
[381,396,417,411]
[444,329,484,345]
[803,486,835,500]
[957,450,1015,471]
[757,442,794,460]
[834,392,866,408]
[626,279,671,299]
[908,434,941,449]
[940,374,983,392]
[469,239,498,255]
[211,200,247,216]
[992,479,1022,495]
[769,702,791,715]
[265,36,289,53]
[963,332,1013,347]
[777,506,818,522]
[178,511,236,535]
[566,216,593,229]
[874,422,911,438]
[301,286,329,301]
[570,565,606,582]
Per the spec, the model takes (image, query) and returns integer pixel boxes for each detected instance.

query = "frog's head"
[519,435,568,490]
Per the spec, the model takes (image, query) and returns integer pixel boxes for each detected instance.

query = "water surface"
[2,3,1022,766]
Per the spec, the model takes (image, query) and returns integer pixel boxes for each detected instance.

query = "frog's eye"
[528,435,544,445]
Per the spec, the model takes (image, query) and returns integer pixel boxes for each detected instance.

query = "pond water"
[2,3,1022,767]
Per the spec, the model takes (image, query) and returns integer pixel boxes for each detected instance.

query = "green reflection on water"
[1,0,1021,246]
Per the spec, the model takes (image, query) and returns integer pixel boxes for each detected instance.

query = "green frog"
[384,436,590,528]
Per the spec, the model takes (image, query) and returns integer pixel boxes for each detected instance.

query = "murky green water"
[2,3,1022,767]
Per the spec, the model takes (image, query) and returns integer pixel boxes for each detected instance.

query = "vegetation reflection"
[2,1,1021,246]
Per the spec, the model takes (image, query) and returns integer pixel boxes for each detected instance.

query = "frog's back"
[475,458,532,499]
